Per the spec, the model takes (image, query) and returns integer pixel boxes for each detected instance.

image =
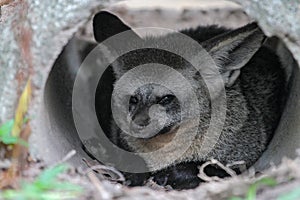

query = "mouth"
[144,124,179,140]
[157,124,178,136]
[133,118,200,153]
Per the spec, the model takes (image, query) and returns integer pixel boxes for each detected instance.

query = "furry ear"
[202,23,266,87]
[93,11,141,79]
[93,11,139,43]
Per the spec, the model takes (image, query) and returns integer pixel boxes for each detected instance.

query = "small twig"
[83,158,125,182]
[90,165,125,182]
[198,158,237,182]
[145,177,172,191]
[60,150,77,164]
[86,170,112,200]
[226,160,247,172]
[50,150,77,168]
[82,158,99,167]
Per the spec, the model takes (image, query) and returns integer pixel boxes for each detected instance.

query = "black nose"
[132,114,150,127]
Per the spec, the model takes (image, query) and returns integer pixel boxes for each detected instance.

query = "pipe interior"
[32,5,300,175]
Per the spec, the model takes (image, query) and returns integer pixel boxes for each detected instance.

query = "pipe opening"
[35,1,299,190]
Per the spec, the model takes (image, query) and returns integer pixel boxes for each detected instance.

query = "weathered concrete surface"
[1,0,299,175]
[233,0,300,65]
[231,0,300,170]
[0,0,110,122]
[0,0,113,162]
[79,1,250,41]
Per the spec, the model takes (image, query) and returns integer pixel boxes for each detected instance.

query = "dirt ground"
[3,151,299,200]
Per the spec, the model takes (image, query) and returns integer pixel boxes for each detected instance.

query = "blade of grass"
[246,177,277,200]
[0,120,28,146]
[228,177,277,200]
[1,164,83,200]
[0,120,17,145]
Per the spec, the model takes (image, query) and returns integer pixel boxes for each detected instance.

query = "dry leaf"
[12,79,31,137]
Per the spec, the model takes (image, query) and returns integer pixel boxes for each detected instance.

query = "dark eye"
[158,95,175,105]
[129,96,139,104]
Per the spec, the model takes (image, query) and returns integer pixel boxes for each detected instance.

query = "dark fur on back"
[93,11,286,190]
[181,25,230,42]
[124,29,285,189]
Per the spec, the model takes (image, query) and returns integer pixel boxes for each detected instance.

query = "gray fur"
[93,12,286,172]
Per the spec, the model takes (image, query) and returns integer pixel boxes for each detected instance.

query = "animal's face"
[109,48,210,140]
[128,83,181,138]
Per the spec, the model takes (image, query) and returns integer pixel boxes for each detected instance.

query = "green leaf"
[246,177,277,200]
[0,120,19,145]
[0,119,29,146]
[2,136,19,144]
[36,165,68,187]
[0,119,14,136]
[255,177,277,186]
[1,164,83,200]
[229,177,278,200]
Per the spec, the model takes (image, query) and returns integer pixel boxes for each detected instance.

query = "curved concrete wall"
[15,0,300,171]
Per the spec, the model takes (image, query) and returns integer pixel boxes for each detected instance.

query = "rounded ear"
[93,11,140,43]
[202,23,266,87]
[93,11,142,79]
